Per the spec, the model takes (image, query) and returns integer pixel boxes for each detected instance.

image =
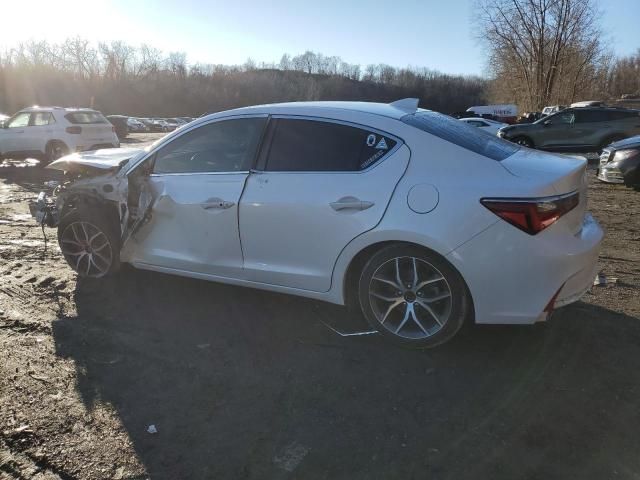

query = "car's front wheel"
[358,244,471,349]
[57,206,120,278]
[512,136,534,148]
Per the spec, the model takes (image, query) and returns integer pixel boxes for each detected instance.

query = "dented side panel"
[120,173,249,278]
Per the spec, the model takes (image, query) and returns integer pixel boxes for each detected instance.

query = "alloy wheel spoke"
[415,276,445,291]
[371,291,402,302]
[395,304,413,334]
[380,299,404,324]
[409,307,430,336]
[422,292,451,303]
[395,258,403,289]
[416,300,443,327]
[372,276,402,291]
[411,257,419,288]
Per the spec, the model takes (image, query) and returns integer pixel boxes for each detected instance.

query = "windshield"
[402,111,520,161]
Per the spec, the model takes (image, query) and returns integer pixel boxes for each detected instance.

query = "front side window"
[153,117,266,174]
[265,119,398,172]
[7,112,30,128]
[545,111,575,125]
[32,112,54,126]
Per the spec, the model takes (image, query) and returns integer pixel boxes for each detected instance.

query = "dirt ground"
[1,135,639,479]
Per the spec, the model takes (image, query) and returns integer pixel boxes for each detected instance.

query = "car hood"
[609,135,640,150]
[47,147,144,172]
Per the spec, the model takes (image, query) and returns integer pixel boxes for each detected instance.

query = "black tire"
[358,244,471,349]
[512,136,534,148]
[57,206,121,278]
[45,140,69,165]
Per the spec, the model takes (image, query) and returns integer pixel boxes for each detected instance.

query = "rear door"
[27,112,55,153]
[124,116,267,278]
[239,117,409,292]
[573,109,610,148]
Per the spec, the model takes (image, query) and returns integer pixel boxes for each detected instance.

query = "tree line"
[478,0,640,112]
[0,40,487,117]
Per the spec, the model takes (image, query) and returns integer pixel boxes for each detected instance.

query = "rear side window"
[608,110,640,121]
[65,111,109,124]
[402,111,519,161]
[575,110,609,123]
[31,112,54,126]
[265,119,397,172]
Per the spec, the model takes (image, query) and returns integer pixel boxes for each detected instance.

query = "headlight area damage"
[29,148,153,256]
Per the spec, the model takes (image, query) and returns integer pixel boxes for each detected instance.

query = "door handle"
[201,198,235,210]
[330,196,375,211]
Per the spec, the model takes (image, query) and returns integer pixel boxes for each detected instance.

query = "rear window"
[402,111,519,161]
[65,111,109,124]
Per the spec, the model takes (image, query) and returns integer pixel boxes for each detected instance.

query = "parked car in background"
[598,135,640,188]
[127,117,147,133]
[30,99,602,349]
[150,118,173,132]
[177,117,194,124]
[466,104,518,124]
[107,115,130,139]
[571,100,605,108]
[0,107,118,164]
[459,117,508,135]
[164,118,184,130]
[137,118,156,131]
[498,107,640,151]
[517,112,543,123]
[542,105,566,116]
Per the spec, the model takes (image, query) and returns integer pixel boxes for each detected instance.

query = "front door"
[0,112,31,155]
[124,116,267,278]
[240,117,409,292]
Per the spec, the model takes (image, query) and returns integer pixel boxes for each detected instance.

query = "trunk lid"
[501,149,588,234]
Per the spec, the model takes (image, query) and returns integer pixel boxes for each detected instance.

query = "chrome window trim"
[122,113,270,176]
[259,114,405,175]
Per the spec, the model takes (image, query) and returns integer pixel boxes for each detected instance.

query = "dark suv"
[498,107,640,152]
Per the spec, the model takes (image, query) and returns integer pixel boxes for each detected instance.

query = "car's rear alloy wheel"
[358,245,470,348]
[59,221,114,277]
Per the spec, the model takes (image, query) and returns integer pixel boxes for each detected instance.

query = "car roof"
[203,99,421,121]
[19,106,99,113]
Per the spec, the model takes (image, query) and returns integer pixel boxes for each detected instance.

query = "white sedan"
[459,117,508,135]
[31,99,603,348]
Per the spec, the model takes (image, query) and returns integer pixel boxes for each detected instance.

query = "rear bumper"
[447,213,603,325]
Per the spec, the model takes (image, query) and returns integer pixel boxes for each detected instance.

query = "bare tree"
[477,0,607,110]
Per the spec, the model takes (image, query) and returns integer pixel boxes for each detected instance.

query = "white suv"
[0,107,119,164]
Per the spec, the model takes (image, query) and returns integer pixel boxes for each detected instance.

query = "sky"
[2,0,639,76]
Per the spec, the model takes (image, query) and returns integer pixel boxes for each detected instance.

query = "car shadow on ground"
[53,268,640,479]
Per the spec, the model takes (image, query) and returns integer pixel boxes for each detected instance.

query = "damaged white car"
[30,99,603,348]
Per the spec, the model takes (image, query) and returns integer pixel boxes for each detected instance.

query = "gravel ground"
[0,135,639,479]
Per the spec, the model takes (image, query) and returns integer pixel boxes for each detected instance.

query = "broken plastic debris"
[593,273,618,286]
[146,425,158,434]
[319,320,378,337]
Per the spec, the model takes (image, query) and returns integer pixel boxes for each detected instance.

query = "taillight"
[66,126,82,134]
[481,192,579,235]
